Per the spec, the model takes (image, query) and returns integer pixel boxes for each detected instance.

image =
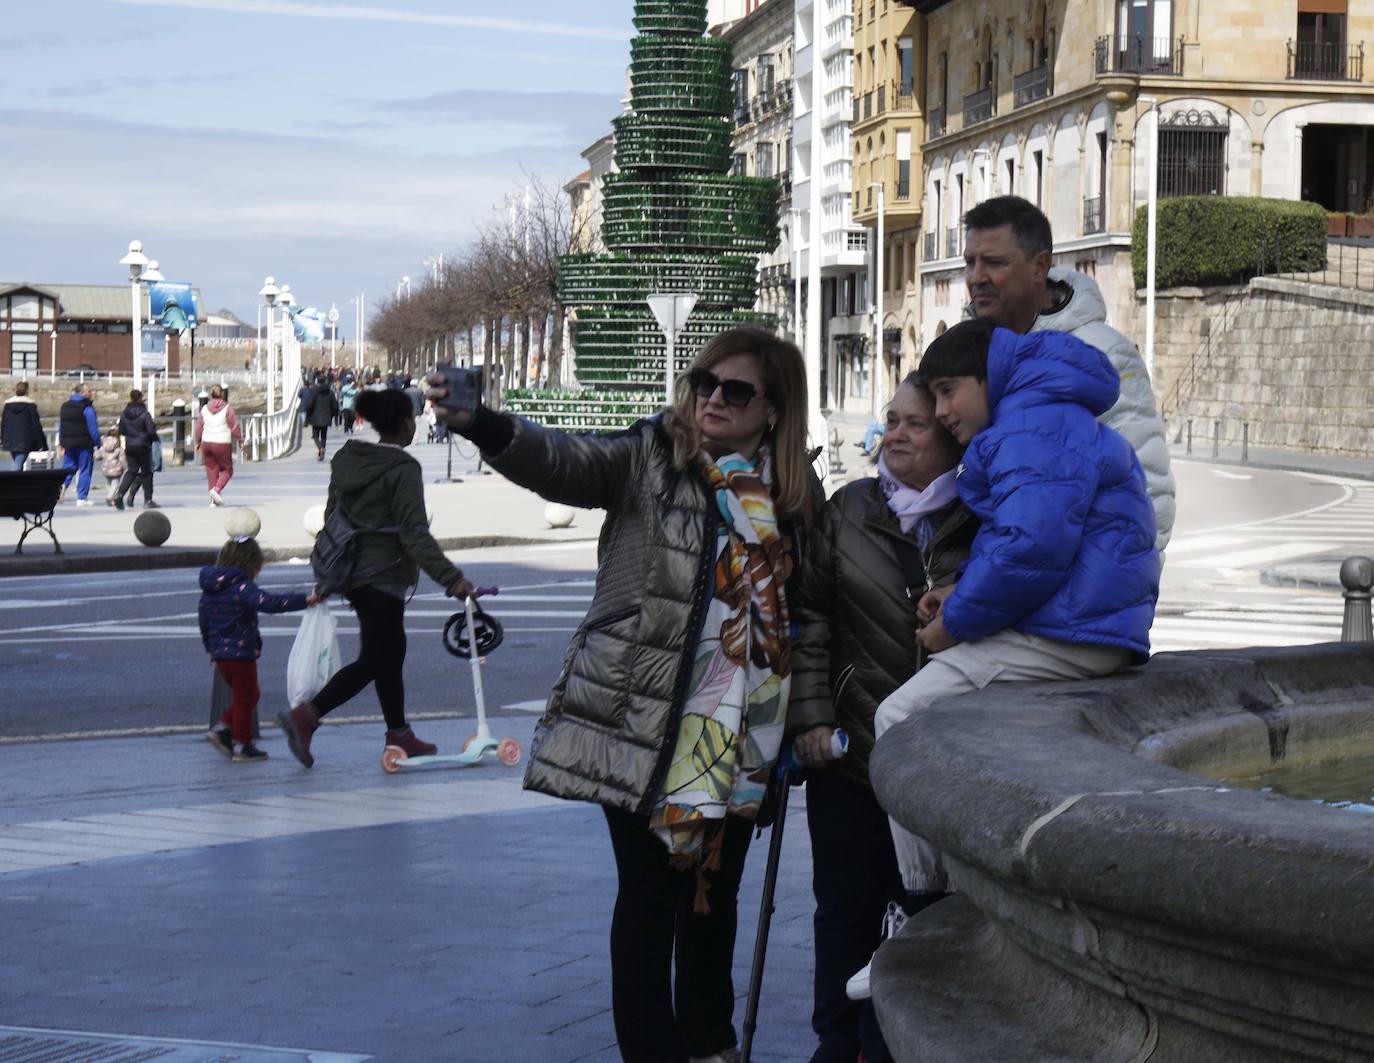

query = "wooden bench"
[0,470,69,554]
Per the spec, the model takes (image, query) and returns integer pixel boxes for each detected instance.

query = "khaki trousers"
[874,629,1132,892]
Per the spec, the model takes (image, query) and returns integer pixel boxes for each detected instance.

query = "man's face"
[928,375,991,446]
[964,225,1051,333]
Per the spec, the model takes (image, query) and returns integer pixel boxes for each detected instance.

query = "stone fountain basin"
[869,643,1374,1063]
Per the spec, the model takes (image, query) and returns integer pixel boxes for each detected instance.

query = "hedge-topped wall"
[1130,197,1327,289]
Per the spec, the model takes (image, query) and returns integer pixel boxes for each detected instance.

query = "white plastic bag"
[287,602,341,706]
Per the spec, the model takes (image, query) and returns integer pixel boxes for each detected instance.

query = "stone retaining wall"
[1150,278,1374,457]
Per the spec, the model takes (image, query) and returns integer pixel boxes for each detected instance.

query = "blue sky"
[0,0,633,335]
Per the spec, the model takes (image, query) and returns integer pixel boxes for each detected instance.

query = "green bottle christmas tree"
[511,0,780,428]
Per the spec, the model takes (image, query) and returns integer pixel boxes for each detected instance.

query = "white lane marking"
[1210,470,1253,481]
[1151,618,1338,639]
[1179,610,1340,626]
[1186,475,1355,533]
[0,776,564,874]
[1160,535,1249,556]
[503,699,548,713]
[0,1023,371,1062]
[1175,542,1330,569]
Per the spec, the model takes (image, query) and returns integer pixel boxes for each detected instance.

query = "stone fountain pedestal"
[869,643,1374,1063]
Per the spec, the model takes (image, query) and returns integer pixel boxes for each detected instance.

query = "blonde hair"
[662,327,810,518]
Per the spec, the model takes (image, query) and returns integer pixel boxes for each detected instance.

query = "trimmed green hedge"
[1130,197,1327,288]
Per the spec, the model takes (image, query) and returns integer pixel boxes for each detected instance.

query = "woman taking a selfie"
[431,328,815,1063]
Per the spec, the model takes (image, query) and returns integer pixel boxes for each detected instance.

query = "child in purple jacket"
[198,537,319,761]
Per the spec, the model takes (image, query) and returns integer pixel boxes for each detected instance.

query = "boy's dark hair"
[919,318,997,383]
[354,388,412,434]
[216,536,264,575]
[963,195,1053,260]
[130,388,143,403]
[14,381,27,396]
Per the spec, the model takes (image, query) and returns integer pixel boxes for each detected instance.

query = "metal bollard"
[1212,420,1220,458]
[1241,422,1249,464]
[1186,419,1193,456]
[1340,556,1374,642]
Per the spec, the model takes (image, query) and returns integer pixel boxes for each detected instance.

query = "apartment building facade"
[911,0,1374,350]
[724,0,798,333]
[852,0,924,412]
[796,0,873,415]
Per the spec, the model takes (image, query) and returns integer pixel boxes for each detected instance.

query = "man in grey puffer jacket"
[962,196,1175,550]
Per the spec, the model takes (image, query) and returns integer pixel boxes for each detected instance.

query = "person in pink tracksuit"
[195,385,243,506]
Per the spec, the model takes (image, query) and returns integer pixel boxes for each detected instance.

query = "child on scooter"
[198,536,322,762]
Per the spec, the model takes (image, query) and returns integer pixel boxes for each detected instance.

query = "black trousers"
[602,805,753,1063]
[114,444,154,503]
[312,425,329,449]
[806,769,905,1063]
[310,585,407,730]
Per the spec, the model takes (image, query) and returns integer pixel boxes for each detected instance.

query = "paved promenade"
[0,429,602,575]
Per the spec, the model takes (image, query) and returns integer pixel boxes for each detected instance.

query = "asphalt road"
[4,457,1373,741]
[0,541,598,741]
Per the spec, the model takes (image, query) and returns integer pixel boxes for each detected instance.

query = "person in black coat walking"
[111,389,161,509]
[2,381,47,470]
[304,380,339,461]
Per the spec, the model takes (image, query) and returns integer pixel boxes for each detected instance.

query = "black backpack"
[310,500,412,596]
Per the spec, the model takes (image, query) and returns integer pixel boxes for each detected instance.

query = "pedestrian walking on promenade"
[98,425,126,502]
[962,195,1175,549]
[200,536,320,762]
[110,389,161,510]
[339,380,358,435]
[2,381,46,470]
[304,379,339,461]
[277,389,474,768]
[788,372,975,1063]
[430,327,816,1063]
[58,382,100,505]
[195,385,242,507]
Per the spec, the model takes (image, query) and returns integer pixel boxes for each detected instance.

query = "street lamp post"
[1142,95,1160,380]
[49,330,57,380]
[141,259,164,414]
[258,276,280,415]
[118,240,149,390]
[328,303,340,368]
[866,180,887,422]
[278,285,295,408]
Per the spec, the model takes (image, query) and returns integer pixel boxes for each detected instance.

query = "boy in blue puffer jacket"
[199,537,319,762]
[850,319,1159,994]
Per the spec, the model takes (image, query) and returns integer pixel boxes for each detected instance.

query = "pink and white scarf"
[877,454,958,543]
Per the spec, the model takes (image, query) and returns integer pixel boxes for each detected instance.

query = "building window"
[1158,109,1228,197]
[732,152,748,177]
[1032,150,1044,205]
[898,37,914,96]
[757,142,775,179]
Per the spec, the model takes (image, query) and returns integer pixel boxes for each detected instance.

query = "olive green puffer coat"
[483,413,807,816]
[788,477,976,791]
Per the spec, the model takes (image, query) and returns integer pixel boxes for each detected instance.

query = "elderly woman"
[431,327,814,1063]
[788,370,976,1063]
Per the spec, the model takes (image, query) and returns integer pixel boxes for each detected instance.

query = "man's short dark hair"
[963,196,1053,260]
[919,318,997,383]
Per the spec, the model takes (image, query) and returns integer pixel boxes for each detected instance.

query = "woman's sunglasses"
[689,369,760,408]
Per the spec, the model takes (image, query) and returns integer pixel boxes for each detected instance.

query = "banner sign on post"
[141,327,168,371]
[288,306,327,344]
[148,281,200,330]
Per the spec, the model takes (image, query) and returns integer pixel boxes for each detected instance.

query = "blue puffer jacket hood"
[942,328,1159,661]
[198,564,309,661]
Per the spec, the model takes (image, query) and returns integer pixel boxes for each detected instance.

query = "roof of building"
[0,281,203,321]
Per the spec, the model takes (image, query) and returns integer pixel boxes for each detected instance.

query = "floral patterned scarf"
[650,447,792,911]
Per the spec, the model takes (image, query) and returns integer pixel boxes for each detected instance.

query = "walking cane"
[740,731,847,1063]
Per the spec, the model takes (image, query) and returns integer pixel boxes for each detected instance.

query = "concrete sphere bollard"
[1339,555,1374,594]
[224,507,262,540]
[303,504,327,539]
[544,502,576,529]
[133,509,171,548]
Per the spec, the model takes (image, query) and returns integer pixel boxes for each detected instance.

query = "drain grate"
[0,1029,370,1063]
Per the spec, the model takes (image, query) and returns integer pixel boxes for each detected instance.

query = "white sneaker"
[75,498,95,507]
[209,488,223,506]
[845,902,909,1001]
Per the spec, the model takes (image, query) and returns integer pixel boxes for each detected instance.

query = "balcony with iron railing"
[963,86,994,127]
[877,84,886,114]
[1288,40,1364,80]
[1083,196,1104,235]
[896,176,911,201]
[927,105,946,138]
[1013,64,1051,108]
[945,227,961,259]
[924,231,938,261]
[1094,35,1184,76]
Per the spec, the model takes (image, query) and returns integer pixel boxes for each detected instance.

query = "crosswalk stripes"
[1151,597,1344,654]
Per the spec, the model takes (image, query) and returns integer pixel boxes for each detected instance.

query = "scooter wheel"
[381,745,408,774]
[462,734,478,753]
[497,738,522,766]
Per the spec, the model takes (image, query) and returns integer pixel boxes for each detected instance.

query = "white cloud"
[107,0,629,41]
